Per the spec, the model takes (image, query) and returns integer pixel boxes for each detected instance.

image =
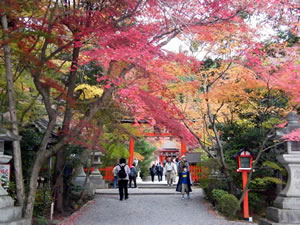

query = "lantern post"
[236,148,253,221]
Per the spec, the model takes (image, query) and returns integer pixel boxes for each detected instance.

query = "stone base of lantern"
[259,207,300,224]
[0,186,30,225]
[274,196,300,209]
[72,165,94,196]
[89,174,108,189]
[259,218,300,225]
[259,195,300,225]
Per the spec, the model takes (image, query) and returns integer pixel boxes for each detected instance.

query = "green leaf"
[252,177,285,185]
[263,160,285,172]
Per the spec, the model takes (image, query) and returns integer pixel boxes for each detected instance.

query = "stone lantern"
[89,151,107,189]
[90,151,102,176]
[0,127,29,224]
[0,127,21,192]
[259,112,300,225]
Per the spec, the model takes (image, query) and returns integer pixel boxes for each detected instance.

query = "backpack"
[151,167,157,175]
[118,165,127,179]
[130,167,137,177]
[157,165,163,173]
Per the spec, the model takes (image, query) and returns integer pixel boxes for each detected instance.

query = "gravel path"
[72,189,256,225]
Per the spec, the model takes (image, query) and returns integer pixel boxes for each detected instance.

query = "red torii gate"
[128,132,187,166]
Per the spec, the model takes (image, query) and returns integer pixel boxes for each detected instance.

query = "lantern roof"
[233,148,253,158]
[0,127,21,141]
[276,112,300,139]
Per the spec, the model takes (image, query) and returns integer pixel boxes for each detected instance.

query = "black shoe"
[120,198,123,201]
[125,196,128,200]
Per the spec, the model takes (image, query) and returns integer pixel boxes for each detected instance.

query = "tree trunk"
[206,101,234,193]
[53,45,80,213]
[24,152,45,223]
[1,14,25,207]
[53,148,65,213]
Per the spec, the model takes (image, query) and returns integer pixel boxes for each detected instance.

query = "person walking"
[149,163,156,182]
[112,163,119,188]
[177,155,189,174]
[176,165,192,199]
[129,163,137,188]
[115,158,131,201]
[164,158,176,186]
[156,162,163,182]
[171,158,178,184]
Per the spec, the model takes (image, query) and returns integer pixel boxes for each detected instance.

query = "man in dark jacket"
[149,163,156,182]
[156,162,163,182]
[115,158,131,200]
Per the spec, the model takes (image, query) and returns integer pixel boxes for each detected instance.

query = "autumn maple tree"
[1,0,299,223]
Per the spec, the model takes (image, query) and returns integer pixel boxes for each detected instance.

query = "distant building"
[157,139,179,164]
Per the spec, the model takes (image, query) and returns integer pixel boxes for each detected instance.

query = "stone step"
[0,196,14,208]
[0,206,22,223]
[258,218,291,225]
[266,207,300,224]
[0,218,30,225]
[137,181,173,185]
[95,187,202,196]
[137,185,175,189]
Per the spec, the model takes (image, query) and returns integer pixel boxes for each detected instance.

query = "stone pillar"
[259,112,300,225]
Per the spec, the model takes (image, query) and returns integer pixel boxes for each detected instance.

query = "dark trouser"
[118,180,128,200]
[129,176,137,188]
[157,172,162,181]
[151,174,155,182]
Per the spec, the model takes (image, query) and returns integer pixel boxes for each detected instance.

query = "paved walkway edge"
[57,200,95,225]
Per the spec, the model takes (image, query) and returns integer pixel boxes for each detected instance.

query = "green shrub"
[212,189,228,204]
[33,189,52,219]
[202,178,228,204]
[34,215,49,225]
[219,194,240,218]
[249,192,268,214]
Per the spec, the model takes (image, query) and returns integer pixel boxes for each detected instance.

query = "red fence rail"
[100,166,114,181]
[189,165,208,182]
[84,166,114,181]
